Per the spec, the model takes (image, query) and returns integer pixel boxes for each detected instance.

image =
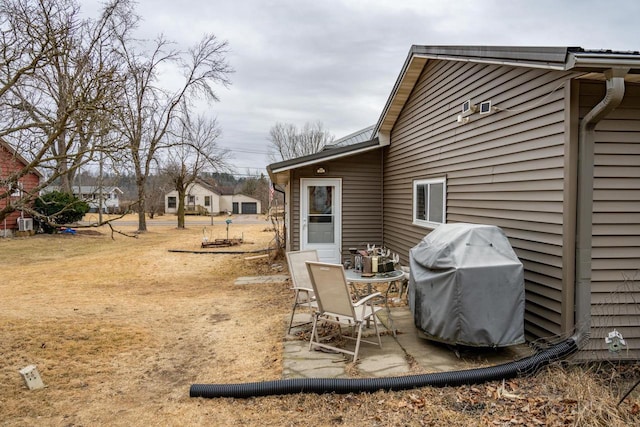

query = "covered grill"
[408,223,525,347]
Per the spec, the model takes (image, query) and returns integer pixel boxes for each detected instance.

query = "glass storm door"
[300,178,341,263]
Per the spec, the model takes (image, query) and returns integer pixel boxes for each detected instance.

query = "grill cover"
[408,223,525,347]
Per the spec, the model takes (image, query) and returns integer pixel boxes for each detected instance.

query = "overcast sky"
[86,0,639,178]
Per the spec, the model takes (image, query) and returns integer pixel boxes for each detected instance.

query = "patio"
[282,305,533,379]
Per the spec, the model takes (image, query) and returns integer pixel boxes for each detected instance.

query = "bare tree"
[114,30,232,232]
[165,111,231,229]
[267,121,334,162]
[145,172,171,219]
[0,0,131,224]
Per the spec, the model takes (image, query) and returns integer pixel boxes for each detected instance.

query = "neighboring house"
[165,182,262,215]
[165,182,220,215]
[268,46,640,360]
[72,186,123,213]
[0,140,41,235]
[220,193,262,215]
[44,185,124,213]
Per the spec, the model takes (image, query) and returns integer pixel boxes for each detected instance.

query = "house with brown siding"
[0,140,41,235]
[268,46,640,360]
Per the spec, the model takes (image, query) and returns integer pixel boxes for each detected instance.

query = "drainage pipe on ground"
[190,335,579,399]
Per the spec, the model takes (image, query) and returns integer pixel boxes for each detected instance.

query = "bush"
[34,191,90,233]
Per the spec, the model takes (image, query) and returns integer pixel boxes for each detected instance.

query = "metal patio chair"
[285,250,319,334]
[305,260,383,362]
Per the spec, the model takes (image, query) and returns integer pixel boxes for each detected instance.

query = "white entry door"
[300,178,342,263]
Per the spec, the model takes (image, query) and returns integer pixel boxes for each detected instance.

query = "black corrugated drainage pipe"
[190,336,578,399]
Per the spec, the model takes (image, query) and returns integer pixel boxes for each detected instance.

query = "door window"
[307,185,334,244]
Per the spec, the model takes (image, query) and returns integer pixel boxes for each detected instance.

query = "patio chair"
[285,250,319,334]
[305,260,383,362]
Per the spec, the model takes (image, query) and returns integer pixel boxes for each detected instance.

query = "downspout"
[574,68,628,345]
[380,144,384,247]
[273,183,287,251]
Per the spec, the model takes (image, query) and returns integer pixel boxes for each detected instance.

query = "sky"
[85,0,640,178]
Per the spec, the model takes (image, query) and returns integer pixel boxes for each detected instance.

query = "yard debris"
[19,365,45,390]
[244,254,269,260]
[201,237,243,248]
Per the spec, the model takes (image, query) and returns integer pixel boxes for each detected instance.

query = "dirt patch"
[1,221,638,426]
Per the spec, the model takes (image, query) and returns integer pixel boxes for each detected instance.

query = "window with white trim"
[413,177,446,227]
[10,181,23,197]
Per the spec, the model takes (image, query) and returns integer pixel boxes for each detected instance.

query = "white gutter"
[413,54,568,71]
[567,52,640,70]
[574,67,628,345]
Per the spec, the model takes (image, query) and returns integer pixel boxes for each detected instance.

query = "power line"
[223,147,269,155]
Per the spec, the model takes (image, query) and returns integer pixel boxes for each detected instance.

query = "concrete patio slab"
[283,306,532,379]
[234,275,289,285]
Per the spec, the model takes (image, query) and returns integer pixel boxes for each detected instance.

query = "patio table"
[344,269,406,335]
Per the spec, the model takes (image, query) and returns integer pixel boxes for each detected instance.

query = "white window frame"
[412,177,446,228]
[10,181,23,197]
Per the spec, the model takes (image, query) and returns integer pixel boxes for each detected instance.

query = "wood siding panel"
[0,143,39,230]
[383,59,575,340]
[584,81,640,359]
[291,149,383,258]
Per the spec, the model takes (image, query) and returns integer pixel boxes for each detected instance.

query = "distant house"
[44,185,124,214]
[0,140,41,235]
[71,186,123,213]
[220,193,261,215]
[268,46,640,360]
[164,181,262,215]
[165,181,220,215]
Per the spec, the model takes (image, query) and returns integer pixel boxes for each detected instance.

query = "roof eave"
[267,139,381,184]
[373,46,640,141]
[374,53,428,137]
[373,46,574,139]
[0,139,44,178]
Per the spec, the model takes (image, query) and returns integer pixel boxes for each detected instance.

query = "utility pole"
[98,136,104,224]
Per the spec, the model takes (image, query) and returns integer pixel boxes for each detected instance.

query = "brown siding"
[581,81,640,360]
[291,149,383,258]
[383,59,581,340]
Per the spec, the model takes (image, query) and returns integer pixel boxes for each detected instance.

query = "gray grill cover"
[408,223,525,347]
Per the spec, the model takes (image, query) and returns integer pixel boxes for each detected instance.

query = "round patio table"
[344,269,406,335]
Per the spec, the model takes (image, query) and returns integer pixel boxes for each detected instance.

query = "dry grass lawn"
[1,215,639,426]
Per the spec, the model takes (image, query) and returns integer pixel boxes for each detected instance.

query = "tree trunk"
[136,177,147,232]
[57,129,71,193]
[177,187,186,229]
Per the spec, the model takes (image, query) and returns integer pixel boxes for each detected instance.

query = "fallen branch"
[244,254,269,260]
[618,376,640,406]
[107,222,139,240]
[21,207,137,239]
[69,212,130,229]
